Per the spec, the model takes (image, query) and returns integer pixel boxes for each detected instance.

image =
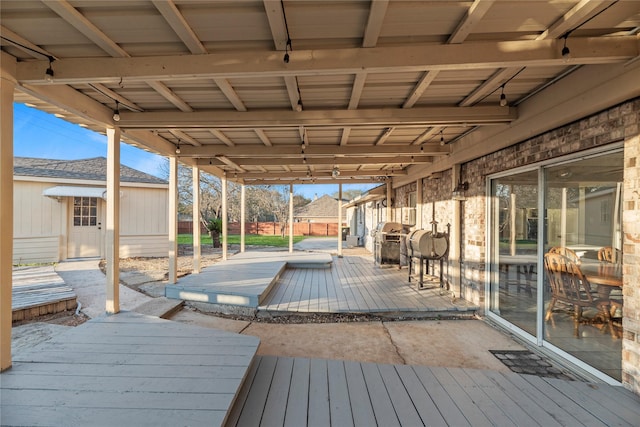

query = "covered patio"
[2,1,640,423]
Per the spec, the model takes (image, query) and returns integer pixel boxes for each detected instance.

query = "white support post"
[386,179,392,221]
[510,191,517,256]
[241,184,246,253]
[289,184,294,253]
[168,157,178,284]
[192,165,201,274]
[450,165,462,297]
[416,178,423,229]
[0,62,16,371]
[338,183,343,257]
[105,127,121,314]
[222,173,228,260]
[561,187,567,249]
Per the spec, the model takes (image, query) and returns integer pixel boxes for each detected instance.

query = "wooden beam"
[169,129,202,147]
[541,0,617,40]
[362,0,389,47]
[214,78,247,112]
[403,71,439,109]
[412,127,441,145]
[192,165,201,273]
[263,0,288,51]
[340,127,351,146]
[284,76,302,111]
[152,0,207,54]
[210,129,235,147]
[375,127,395,145]
[147,80,193,112]
[235,169,407,179]
[196,155,433,167]
[255,129,273,146]
[448,0,496,44]
[180,143,449,157]
[217,155,246,172]
[44,0,129,58]
[17,37,637,84]
[348,72,367,110]
[118,105,517,129]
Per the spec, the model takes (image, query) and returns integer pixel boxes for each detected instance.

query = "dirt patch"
[12,309,89,328]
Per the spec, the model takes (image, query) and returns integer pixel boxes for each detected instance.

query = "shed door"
[68,197,103,258]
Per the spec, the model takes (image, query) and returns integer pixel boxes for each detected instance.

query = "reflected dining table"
[581,261,623,299]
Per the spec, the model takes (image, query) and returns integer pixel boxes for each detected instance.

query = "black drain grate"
[489,350,575,381]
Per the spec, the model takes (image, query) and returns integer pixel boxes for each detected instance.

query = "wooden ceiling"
[2,1,639,184]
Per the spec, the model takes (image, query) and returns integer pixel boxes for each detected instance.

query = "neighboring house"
[294,194,348,224]
[13,157,169,264]
[344,185,387,252]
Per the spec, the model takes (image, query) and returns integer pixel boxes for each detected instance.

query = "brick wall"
[622,105,640,394]
[396,97,640,391]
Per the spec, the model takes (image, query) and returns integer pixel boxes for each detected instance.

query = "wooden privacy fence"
[178,221,340,236]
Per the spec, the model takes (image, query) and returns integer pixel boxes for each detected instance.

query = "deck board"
[1,312,259,427]
[229,356,640,427]
[260,252,478,315]
[12,266,77,318]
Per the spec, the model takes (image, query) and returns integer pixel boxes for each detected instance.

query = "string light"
[499,85,507,107]
[44,57,54,82]
[112,100,120,122]
[561,33,571,61]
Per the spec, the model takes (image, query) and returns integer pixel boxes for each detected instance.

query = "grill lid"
[407,229,449,259]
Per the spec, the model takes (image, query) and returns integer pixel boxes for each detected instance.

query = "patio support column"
[450,165,462,298]
[168,156,178,284]
[560,187,567,248]
[416,178,423,229]
[240,184,246,253]
[192,165,201,274]
[510,191,516,256]
[338,183,343,257]
[289,184,293,253]
[0,56,16,371]
[386,179,392,221]
[105,127,121,314]
[222,173,228,260]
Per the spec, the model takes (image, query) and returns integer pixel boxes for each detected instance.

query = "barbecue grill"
[373,221,408,267]
[407,228,449,289]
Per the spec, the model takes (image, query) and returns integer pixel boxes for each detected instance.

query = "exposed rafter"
[152,0,207,54]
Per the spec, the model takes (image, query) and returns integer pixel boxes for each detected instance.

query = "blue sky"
[13,103,376,199]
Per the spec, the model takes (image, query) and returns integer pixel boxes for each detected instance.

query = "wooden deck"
[226,355,640,427]
[165,251,333,308]
[12,266,77,322]
[260,252,477,315]
[1,311,260,427]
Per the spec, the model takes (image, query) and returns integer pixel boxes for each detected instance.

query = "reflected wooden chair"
[548,246,581,264]
[544,252,611,338]
[598,246,622,264]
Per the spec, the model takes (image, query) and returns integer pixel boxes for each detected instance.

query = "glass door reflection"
[490,170,539,336]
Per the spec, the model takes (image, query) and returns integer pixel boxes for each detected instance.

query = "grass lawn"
[178,234,307,247]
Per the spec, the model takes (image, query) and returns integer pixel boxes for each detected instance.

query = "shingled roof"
[14,157,166,185]
[294,194,347,219]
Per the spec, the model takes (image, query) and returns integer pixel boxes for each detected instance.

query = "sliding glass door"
[488,148,623,381]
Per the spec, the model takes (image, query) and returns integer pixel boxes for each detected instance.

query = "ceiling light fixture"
[112,100,121,122]
[440,129,445,146]
[499,85,508,107]
[284,38,291,63]
[175,140,181,155]
[332,166,340,178]
[295,98,303,112]
[561,33,571,61]
[44,57,54,82]
[301,139,306,150]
